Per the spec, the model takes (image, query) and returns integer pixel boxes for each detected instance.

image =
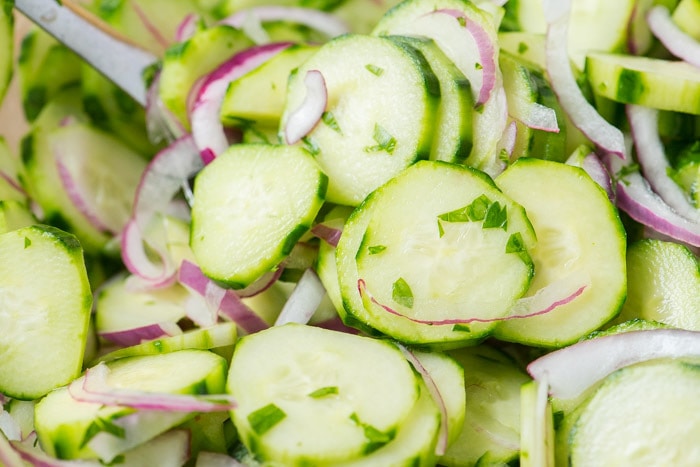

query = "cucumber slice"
[494,158,627,347]
[520,379,555,467]
[280,33,439,206]
[616,239,700,331]
[569,359,700,465]
[441,345,530,466]
[0,0,12,105]
[227,323,420,465]
[220,44,319,126]
[94,273,188,340]
[191,144,326,288]
[0,225,91,400]
[390,35,474,164]
[0,200,38,234]
[159,25,254,128]
[0,137,28,204]
[586,52,700,115]
[96,321,238,364]
[17,28,83,121]
[34,350,228,461]
[337,160,536,346]
[498,31,546,70]
[502,0,547,33]
[672,0,700,41]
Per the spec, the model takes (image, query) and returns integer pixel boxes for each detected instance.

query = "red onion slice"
[55,155,112,234]
[283,70,328,144]
[542,0,627,160]
[69,363,237,412]
[527,328,700,400]
[0,436,23,467]
[220,6,350,39]
[191,43,292,158]
[609,156,700,246]
[99,321,182,347]
[647,5,700,68]
[311,222,343,247]
[274,269,326,326]
[121,136,202,286]
[178,260,270,333]
[396,345,450,456]
[565,150,614,201]
[627,104,700,222]
[175,13,199,43]
[358,275,587,326]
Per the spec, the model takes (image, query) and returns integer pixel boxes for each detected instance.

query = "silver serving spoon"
[14,0,158,106]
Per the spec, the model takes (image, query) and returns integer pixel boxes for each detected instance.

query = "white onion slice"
[565,150,614,201]
[609,156,700,246]
[99,322,182,347]
[274,269,326,326]
[69,363,237,412]
[627,104,700,222]
[283,70,328,144]
[647,5,700,68]
[527,328,700,400]
[542,0,627,159]
[512,101,560,133]
[396,345,450,456]
[0,410,20,442]
[190,43,291,158]
[220,6,350,39]
[145,72,186,144]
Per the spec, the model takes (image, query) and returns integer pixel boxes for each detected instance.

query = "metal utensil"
[14,0,158,105]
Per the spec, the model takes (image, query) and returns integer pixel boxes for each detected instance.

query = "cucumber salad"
[1,0,700,464]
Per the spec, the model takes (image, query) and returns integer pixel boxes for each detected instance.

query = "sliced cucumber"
[0,200,38,234]
[159,25,253,128]
[586,52,700,115]
[498,31,546,69]
[220,44,319,126]
[337,160,536,346]
[227,323,420,465]
[672,0,700,41]
[390,35,474,164]
[616,239,700,331]
[0,0,12,105]
[280,33,439,206]
[96,321,238,364]
[520,379,555,467]
[494,158,627,347]
[17,28,83,121]
[0,137,28,204]
[373,0,505,173]
[568,358,700,465]
[191,144,327,288]
[330,0,404,34]
[441,345,530,466]
[34,350,228,461]
[0,225,91,400]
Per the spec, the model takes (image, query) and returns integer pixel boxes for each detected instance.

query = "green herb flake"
[437,219,445,238]
[482,201,508,230]
[518,41,529,54]
[350,413,394,454]
[392,278,414,309]
[23,237,31,248]
[302,136,320,155]
[365,124,397,154]
[452,323,471,333]
[365,64,384,76]
[322,111,342,134]
[505,232,525,254]
[308,386,339,398]
[368,245,386,255]
[456,16,467,27]
[475,62,483,70]
[248,403,286,436]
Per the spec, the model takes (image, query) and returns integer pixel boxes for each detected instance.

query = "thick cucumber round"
[226,323,421,465]
[337,160,536,346]
[0,225,91,400]
[34,350,229,461]
[616,239,700,331]
[190,144,327,288]
[586,52,700,115]
[280,33,439,206]
[494,158,627,347]
[389,35,474,164]
[569,359,700,466]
